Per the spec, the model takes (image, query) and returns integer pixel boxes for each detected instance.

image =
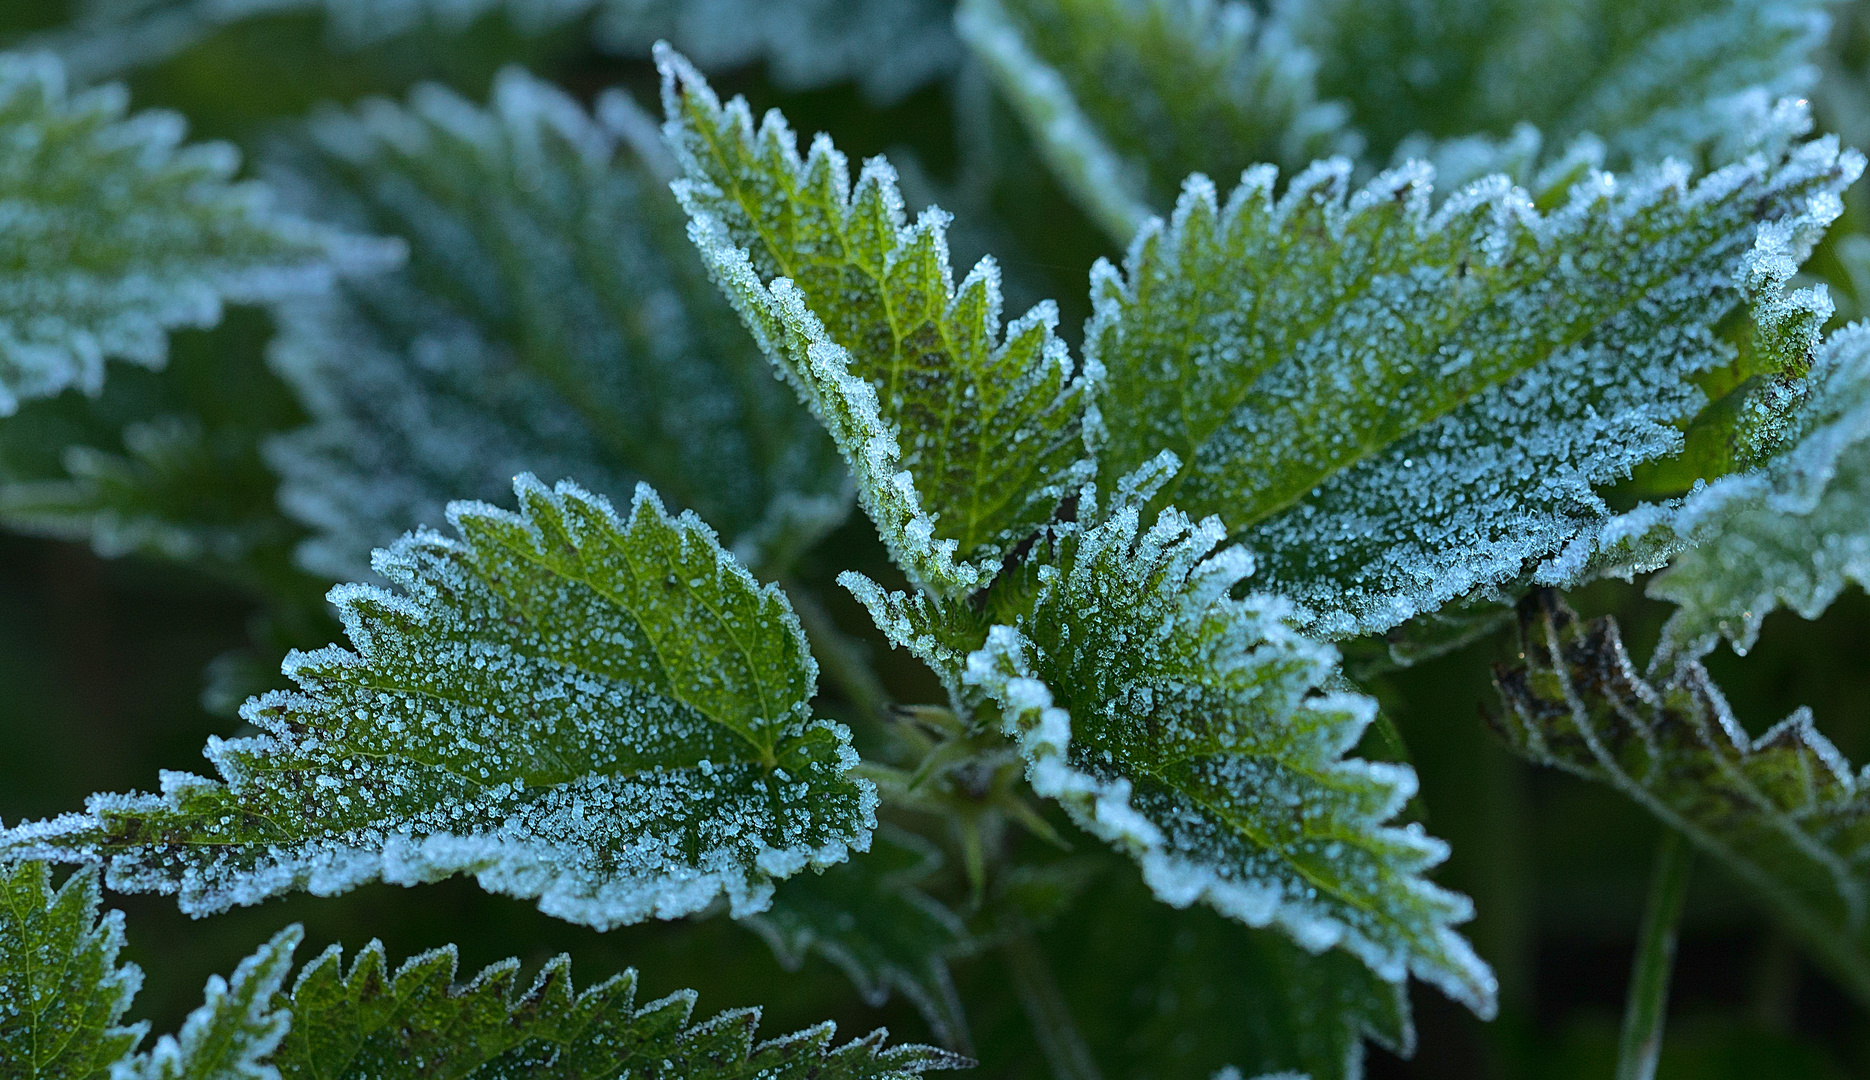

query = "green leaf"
[1645,322,1870,664]
[0,475,876,929]
[1031,859,1412,1080]
[113,928,298,1080]
[959,502,1497,1017]
[1493,590,1870,1008]
[1289,0,1834,167]
[744,826,975,1052]
[956,0,1358,239]
[659,47,1097,597]
[0,49,391,415]
[272,938,969,1080]
[0,863,146,1079]
[1084,105,1857,637]
[265,67,846,582]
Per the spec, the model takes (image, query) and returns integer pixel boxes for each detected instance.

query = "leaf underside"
[0,476,875,929]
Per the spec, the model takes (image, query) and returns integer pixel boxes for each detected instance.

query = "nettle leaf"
[956,0,1359,240]
[0,863,146,1078]
[0,49,390,416]
[1036,860,1411,1080]
[1086,108,1858,638]
[0,476,876,929]
[959,504,1496,1016]
[1644,322,1870,663]
[660,48,1096,597]
[274,938,967,1080]
[1494,591,1870,1006]
[265,68,845,583]
[1288,0,1834,167]
[744,826,975,1052]
[114,928,298,1080]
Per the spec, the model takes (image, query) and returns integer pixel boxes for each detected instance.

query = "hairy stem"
[1616,829,1693,1080]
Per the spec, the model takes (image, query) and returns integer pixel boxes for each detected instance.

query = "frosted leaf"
[959,505,1497,1017]
[660,49,1096,596]
[744,826,975,1052]
[598,0,962,106]
[1085,107,1859,637]
[53,0,959,105]
[1495,590,1870,1006]
[264,68,845,582]
[112,928,298,1080]
[272,938,968,1079]
[0,476,876,930]
[1642,323,1870,663]
[0,863,147,1077]
[1287,0,1834,168]
[0,50,391,416]
[956,0,1360,240]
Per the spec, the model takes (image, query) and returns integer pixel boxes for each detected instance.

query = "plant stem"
[1000,914,1104,1080]
[1616,828,1693,1080]
[781,580,890,719]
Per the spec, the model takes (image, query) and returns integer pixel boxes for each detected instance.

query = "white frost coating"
[961,506,1497,1018]
[660,47,1097,598]
[0,50,395,415]
[0,476,876,930]
[264,67,845,581]
[110,927,297,1080]
[1629,323,1870,665]
[1084,98,1859,640]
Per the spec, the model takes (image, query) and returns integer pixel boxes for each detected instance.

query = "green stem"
[781,580,890,720]
[1000,914,1104,1080]
[1616,829,1693,1080]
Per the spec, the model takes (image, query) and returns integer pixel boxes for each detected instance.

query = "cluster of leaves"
[5,1,1870,1078]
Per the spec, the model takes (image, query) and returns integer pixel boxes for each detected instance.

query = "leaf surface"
[959,504,1496,1016]
[957,0,1357,238]
[0,50,388,415]
[0,863,145,1079]
[265,68,845,582]
[1494,590,1870,1006]
[113,928,298,1080]
[1086,109,1857,636]
[660,49,1095,596]
[0,476,875,929]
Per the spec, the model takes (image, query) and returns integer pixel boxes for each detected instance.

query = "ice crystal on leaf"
[958,505,1497,1017]
[957,0,1359,240]
[0,863,146,1077]
[112,927,298,1080]
[0,50,387,417]
[271,937,967,1079]
[264,68,844,582]
[745,827,975,1053]
[659,48,1096,597]
[0,476,876,929]
[1494,591,1870,1006]
[1289,0,1834,168]
[1086,106,1858,638]
[1643,322,1870,664]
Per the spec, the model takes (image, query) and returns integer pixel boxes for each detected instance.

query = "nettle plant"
[4,0,1870,1078]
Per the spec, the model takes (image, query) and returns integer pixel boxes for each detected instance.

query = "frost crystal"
[960,506,1497,1017]
[265,68,845,582]
[0,476,876,930]
[1495,591,1870,1005]
[0,863,147,1077]
[1643,323,1870,663]
[957,0,1360,239]
[1288,0,1834,168]
[112,927,298,1080]
[1085,108,1859,637]
[0,50,389,416]
[661,49,1096,596]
